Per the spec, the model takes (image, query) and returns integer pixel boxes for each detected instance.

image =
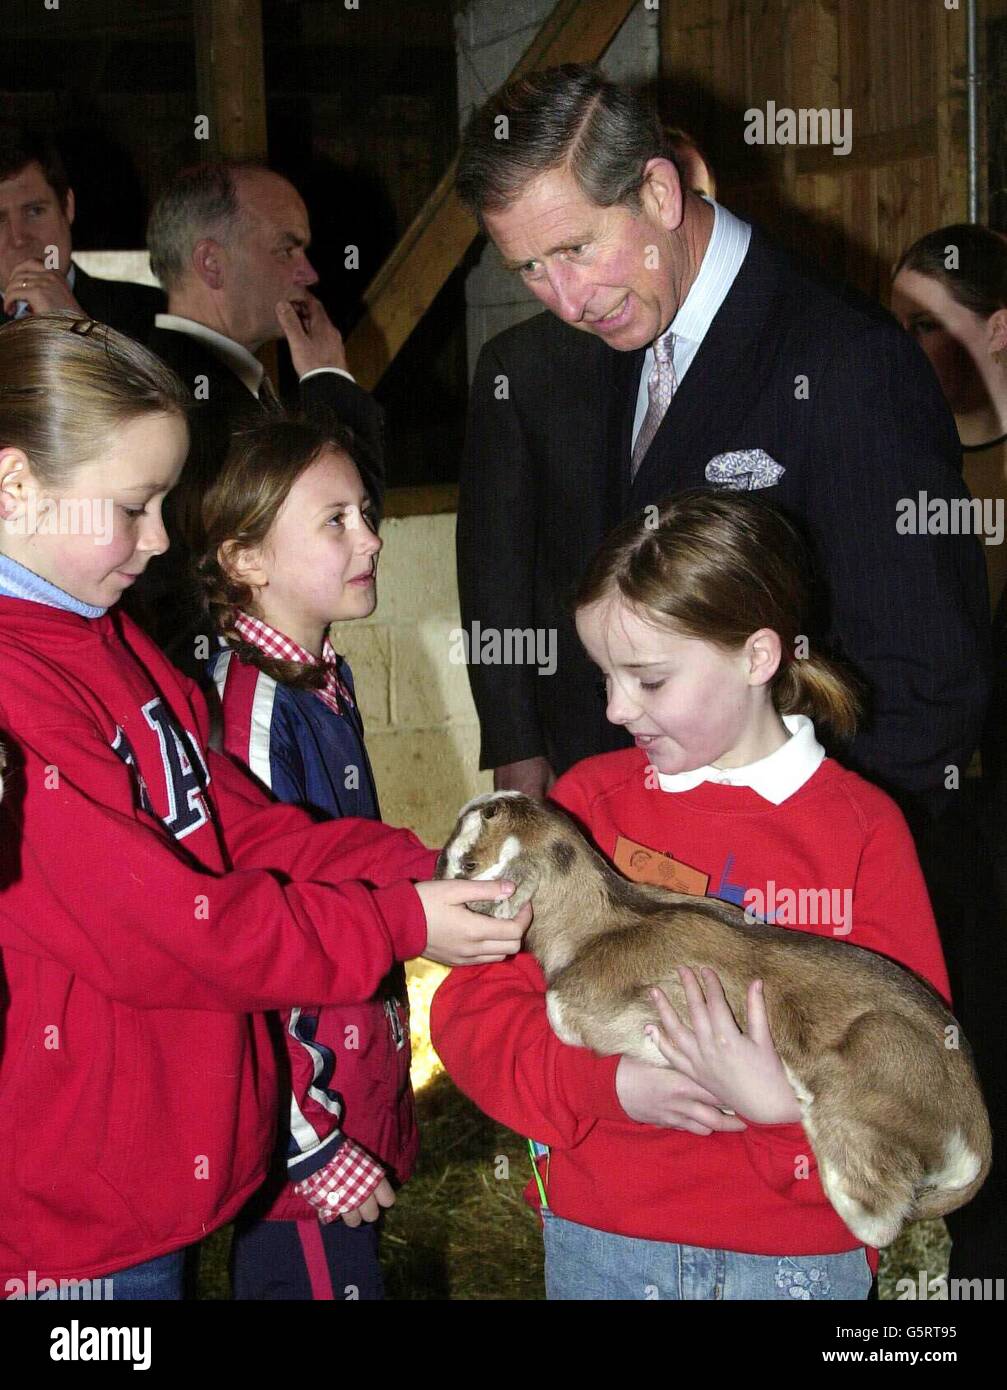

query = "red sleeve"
[0,719,432,1013]
[841,793,951,1004]
[430,952,624,1149]
[739,791,951,1199]
[206,743,439,888]
[170,644,439,890]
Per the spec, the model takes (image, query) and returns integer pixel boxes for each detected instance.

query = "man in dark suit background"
[456,65,989,830]
[0,126,162,339]
[129,160,383,677]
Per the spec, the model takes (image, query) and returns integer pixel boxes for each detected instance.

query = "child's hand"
[616,1055,749,1134]
[293,1148,394,1224]
[646,968,803,1125]
[338,1176,397,1228]
[415,879,529,965]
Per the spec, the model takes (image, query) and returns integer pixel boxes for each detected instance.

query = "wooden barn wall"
[658,0,972,306]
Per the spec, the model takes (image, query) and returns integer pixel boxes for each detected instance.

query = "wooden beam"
[346,0,639,392]
[935,0,969,224]
[193,0,268,160]
[193,0,276,381]
[382,483,459,520]
[793,117,937,175]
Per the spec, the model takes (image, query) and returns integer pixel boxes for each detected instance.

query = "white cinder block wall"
[329,512,488,850]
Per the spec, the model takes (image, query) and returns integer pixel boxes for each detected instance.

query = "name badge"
[613,834,709,896]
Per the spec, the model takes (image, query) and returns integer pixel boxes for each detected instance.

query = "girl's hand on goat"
[615,1056,748,1134]
[416,879,530,965]
[645,969,803,1125]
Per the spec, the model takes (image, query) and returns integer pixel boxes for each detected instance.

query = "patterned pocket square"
[705,449,785,491]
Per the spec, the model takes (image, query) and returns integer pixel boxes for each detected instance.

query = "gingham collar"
[232,610,353,712]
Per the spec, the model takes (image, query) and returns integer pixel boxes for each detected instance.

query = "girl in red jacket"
[0,314,525,1300]
[199,416,410,1300]
[432,489,953,1300]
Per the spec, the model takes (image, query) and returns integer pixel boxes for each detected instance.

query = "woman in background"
[892,225,1007,616]
[892,225,1007,1287]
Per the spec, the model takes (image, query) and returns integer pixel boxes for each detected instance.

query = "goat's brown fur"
[438,791,992,1247]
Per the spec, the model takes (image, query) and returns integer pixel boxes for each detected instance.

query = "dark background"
[6,0,1007,485]
[5,0,469,486]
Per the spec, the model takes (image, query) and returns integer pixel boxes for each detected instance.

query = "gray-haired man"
[128,161,383,676]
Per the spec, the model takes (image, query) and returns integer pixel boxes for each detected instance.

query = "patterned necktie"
[630,329,677,481]
[257,374,284,416]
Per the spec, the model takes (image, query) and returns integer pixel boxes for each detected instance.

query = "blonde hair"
[0,313,190,490]
[575,489,861,739]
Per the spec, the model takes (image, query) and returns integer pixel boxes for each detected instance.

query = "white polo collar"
[154,313,264,398]
[656,714,825,805]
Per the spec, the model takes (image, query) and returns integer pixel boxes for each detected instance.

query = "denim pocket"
[773,1249,872,1301]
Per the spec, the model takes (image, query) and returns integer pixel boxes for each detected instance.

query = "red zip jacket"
[431,748,952,1275]
[0,596,437,1281]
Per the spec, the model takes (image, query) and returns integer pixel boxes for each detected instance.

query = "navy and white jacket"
[210,644,417,1221]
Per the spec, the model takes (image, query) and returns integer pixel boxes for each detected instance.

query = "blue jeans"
[106,1250,186,1300]
[43,1249,185,1300]
[542,1212,872,1300]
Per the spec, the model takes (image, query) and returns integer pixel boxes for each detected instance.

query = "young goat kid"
[437,791,992,1248]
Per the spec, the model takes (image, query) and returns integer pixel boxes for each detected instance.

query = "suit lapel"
[70,265,112,325]
[611,344,646,515]
[628,227,782,507]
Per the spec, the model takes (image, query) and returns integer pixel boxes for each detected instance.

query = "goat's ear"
[492,866,539,919]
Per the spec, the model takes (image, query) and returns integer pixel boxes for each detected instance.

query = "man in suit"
[0,126,162,338]
[129,160,383,677]
[456,65,989,828]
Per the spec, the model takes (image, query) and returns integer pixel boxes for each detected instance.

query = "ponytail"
[197,552,327,694]
[774,652,861,740]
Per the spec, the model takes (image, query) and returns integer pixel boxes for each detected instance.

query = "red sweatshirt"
[0,596,437,1281]
[431,747,951,1272]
